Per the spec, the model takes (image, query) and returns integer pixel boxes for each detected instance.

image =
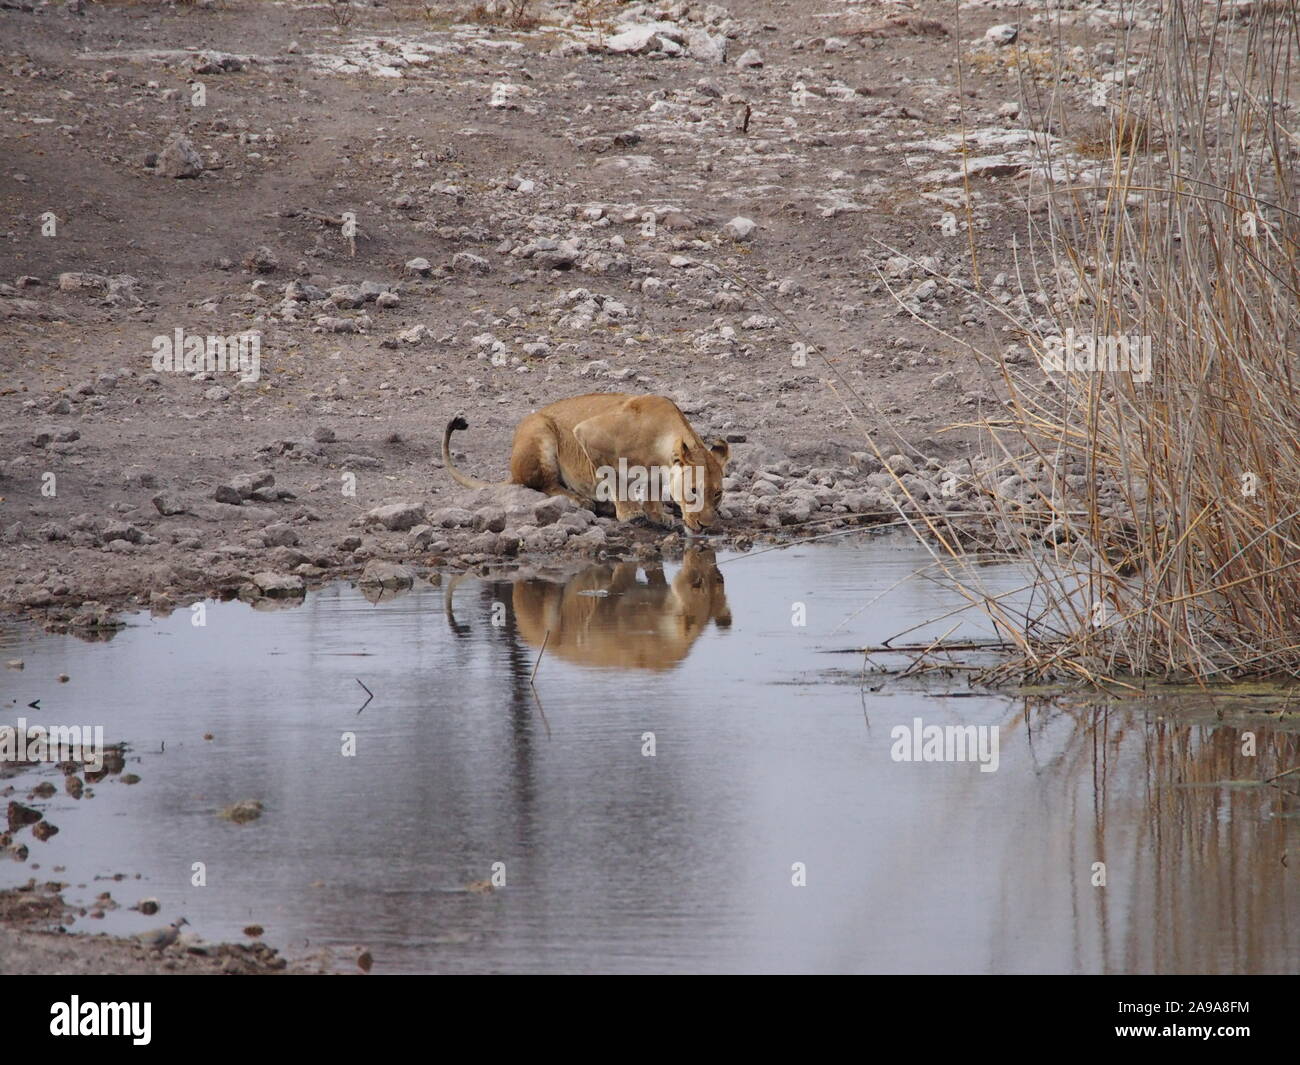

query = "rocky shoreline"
[6,440,1070,639]
[0,883,315,974]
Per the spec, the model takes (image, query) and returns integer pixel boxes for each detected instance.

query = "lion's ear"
[674,438,690,464]
[710,438,731,465]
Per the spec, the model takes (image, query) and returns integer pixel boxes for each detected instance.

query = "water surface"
[2,538,1296,973]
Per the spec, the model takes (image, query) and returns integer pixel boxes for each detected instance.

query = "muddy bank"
[0,884,317,974]
[0,458,916,636]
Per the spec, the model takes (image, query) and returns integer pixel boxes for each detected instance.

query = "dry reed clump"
[461,0,539,29]
[1073,108,1156,158]
[903,0,1300,685]
[571,0,621,33]
[328,0,357,28]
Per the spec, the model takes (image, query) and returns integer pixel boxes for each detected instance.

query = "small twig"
[826,639,1018,654]
[898,624,960,679]
[717,518,912,566]
[530,631,550,687]
[1265,764,1300,785]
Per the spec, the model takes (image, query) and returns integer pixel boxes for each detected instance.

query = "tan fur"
[512,550,731,671]
[444,393,730,532]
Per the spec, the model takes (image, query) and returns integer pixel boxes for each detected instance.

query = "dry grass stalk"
[900,0,1300,684]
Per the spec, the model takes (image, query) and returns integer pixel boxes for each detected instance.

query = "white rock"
[723,216,757,241]
[685,27,728,63]
[367,502,427,532]
[605,22,682,55]
[488,83,527,110]
[986,24,1018,46]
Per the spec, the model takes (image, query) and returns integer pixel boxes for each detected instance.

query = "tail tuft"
[442,415,491,489]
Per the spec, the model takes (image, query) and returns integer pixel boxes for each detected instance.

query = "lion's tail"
[442,416,493,490]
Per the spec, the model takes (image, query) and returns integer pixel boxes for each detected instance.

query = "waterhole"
[2,539,1297,973]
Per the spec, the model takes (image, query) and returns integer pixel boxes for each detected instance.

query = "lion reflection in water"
[514,549,732,671]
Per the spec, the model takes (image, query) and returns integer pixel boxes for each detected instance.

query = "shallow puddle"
[2,538,1297,973]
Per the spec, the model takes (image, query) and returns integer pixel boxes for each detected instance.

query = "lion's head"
[673,548,732,628]
[671,437,730,534]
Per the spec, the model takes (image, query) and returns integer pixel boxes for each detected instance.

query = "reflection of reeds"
[908,0,1300,681]
[1022,699,1299,972]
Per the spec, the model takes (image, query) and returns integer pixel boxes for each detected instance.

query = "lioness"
[443,393,730,533]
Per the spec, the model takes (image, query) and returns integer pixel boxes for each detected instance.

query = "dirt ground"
[0,0,1151,634]
[0,882,321,973]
